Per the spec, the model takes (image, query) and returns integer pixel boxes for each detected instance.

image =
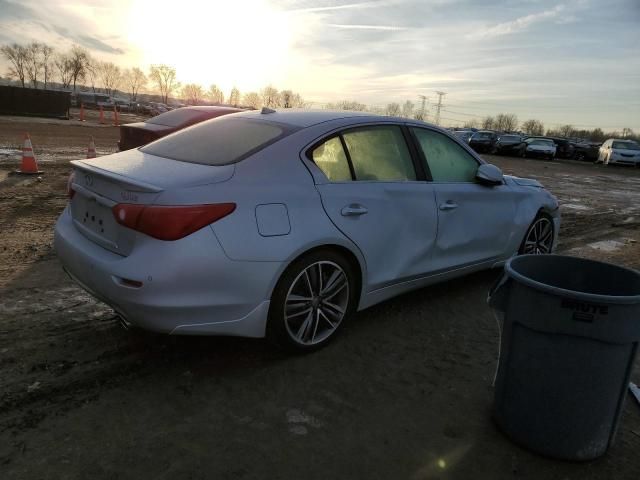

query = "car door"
[309,124,439,291]
[409,126,518,271]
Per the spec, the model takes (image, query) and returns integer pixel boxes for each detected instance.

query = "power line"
[418,95,428,121]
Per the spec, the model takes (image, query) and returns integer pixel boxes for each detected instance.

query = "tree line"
[1,42,636,142]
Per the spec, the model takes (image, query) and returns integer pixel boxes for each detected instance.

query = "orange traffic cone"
[87,136,97,158]
[79,103,85,122]
[16,133,42,175]
[99,105,104,124]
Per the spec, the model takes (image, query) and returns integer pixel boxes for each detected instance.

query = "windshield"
[612,141,640,150]
[147,109,208,127]
[529,139,554,146]
[141,117,290,165]
[499,135,520,141]
[473,132,492,139]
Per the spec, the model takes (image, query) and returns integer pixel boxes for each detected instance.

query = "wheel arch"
[273,243,365,308]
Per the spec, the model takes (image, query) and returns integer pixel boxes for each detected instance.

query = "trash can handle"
[488,272,511,312]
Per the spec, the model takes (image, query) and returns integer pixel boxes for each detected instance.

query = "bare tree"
[481,116,495,130]
[521,119,545,136]
[327,100,367,111]
[24,42,42,88]
[228,87,240,106]
[41,45,54,89]
[622,127,634,138]
[280,89,305,108]
[123,67,146,101]
[243,91,262,109]
[401,100,414,119]
[85,57,100,93]
[207,84,224,104]
[1,43,28,87]
[182,83,204,105]
[386,102,401,116]
[463,119,479,129]
[69,45,90,91]
[54,53,73,88]
[98,61,122,96]
[261,85,280,108]
[149,64,179,104]
[558,124,574,138]
[494,113,518,132]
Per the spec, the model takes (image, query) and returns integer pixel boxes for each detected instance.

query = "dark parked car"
[118,106,244,151]
[573,141,602,162]
[468,130,498,153]
[494,134,524,155]
[547,137,575,159]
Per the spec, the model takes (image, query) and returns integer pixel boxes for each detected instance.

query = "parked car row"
[450,128,640,165]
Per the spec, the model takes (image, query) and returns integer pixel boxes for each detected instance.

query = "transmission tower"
[418,95,428,121]
[434,91,446,125]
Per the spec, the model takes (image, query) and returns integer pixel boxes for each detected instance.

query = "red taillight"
[67,171,76,199]
[112,203,236,241]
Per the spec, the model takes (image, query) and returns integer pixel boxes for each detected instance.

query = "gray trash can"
[488,254,640,461]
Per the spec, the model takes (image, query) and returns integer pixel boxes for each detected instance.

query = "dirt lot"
[1,115,639,479]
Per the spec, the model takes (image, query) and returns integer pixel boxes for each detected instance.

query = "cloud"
[472,4,566,38]
[327,23,408,30]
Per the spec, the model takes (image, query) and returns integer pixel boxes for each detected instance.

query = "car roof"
[230,109,378,128]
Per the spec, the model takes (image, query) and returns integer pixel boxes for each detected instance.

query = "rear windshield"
[147,109,209,127]
[613,141,640,150]
[499,135,520,141]
[141,117,288,165]
[473,132,493,138]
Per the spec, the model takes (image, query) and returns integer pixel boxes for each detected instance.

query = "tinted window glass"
[311,136,352,181]
[147,109,208,127]
[342,126,416,181]
[141,117,287,165]
[411,128,478,182]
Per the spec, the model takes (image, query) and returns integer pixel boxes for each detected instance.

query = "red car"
[118,106,244,151]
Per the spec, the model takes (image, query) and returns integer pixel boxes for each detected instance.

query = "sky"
[0,0,639,130]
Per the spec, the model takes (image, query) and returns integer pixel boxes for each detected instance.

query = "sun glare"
[126,0,292,92]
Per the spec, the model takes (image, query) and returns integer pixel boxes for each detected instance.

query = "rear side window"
[411,128,478,182]
[311,136,352,182]
[141,117,288,165]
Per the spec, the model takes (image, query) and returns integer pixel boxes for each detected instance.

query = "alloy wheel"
[522,217,554,254]
[284,261,350,346]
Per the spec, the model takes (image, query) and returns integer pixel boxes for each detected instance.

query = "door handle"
[439,201,459,211]
[341,204,368,216]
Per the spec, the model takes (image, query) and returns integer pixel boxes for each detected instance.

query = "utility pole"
[417,95,428,121]
[434,91,446,125]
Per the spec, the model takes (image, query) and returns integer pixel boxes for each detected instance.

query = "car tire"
[519,213,554,255]
[266,249,357,352]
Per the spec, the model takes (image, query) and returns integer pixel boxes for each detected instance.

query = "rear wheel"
[519,214,554,255]
[267,250,356,352]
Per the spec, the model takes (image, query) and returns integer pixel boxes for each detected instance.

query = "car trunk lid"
[69,149,234,255]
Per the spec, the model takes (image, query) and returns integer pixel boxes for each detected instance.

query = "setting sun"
[126,0,293,92]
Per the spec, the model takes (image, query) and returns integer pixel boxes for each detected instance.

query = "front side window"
[311,136,352,182]
[411,128,479,182]
[342,126,416,181]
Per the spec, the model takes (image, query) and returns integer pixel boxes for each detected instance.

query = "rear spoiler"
[71,160,163,193]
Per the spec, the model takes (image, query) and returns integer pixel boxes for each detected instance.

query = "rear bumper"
[54,206,281,337]
[609,157,640,166]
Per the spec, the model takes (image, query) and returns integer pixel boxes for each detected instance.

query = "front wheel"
[267,250,356,352]
[519,214,554,255]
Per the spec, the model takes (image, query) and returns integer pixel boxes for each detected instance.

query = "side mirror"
[476,163,504,186]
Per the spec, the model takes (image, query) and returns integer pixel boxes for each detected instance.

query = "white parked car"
[597,139,640,166]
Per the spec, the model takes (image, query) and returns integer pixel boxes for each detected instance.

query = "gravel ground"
[1,116,639,479]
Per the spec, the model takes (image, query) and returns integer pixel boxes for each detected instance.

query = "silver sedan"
[55,109,560,351]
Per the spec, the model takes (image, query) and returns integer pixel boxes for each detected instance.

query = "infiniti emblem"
[85,174,93,186]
